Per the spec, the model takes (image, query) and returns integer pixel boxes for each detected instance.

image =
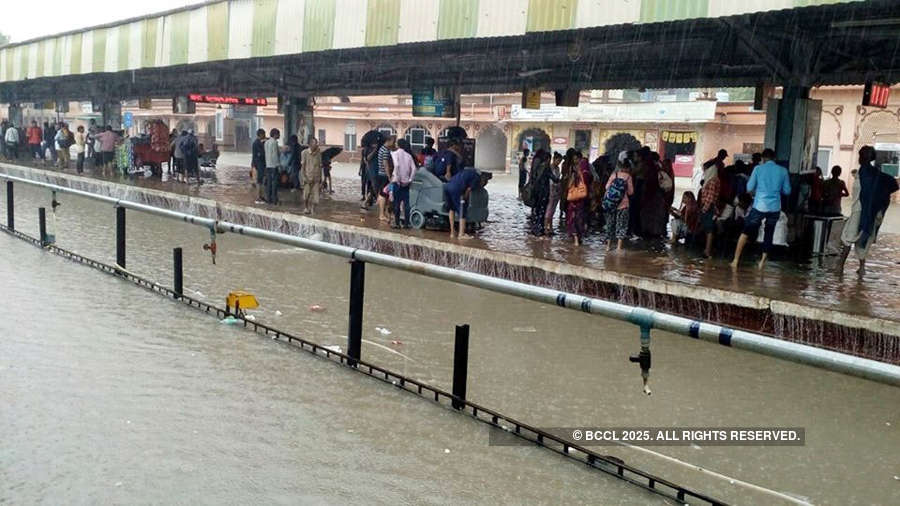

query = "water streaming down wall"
[3,164,898,365]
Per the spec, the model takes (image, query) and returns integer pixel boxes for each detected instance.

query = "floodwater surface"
[2,182,899,505]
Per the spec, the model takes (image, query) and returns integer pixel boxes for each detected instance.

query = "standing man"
[74,125,87,173]
[518,148,530,198]
[55,123,72,169]
[837,146,899,276]
[170,131,185,182]
[27,120,42,160]
[4,122,19,160]
[251,128,267,203]
[730,148,791,270]
[391,138,417,228]
[301,136,323,214]
[97,125,119,176]
[264,128,281,205]
[376,135,395,221]
[180,130,199,182]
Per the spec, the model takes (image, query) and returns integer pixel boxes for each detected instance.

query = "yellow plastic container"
[226,291,259,310]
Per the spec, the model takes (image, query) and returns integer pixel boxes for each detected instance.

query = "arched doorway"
[604,132,641,159]
[404,124,431,153]
[475,125,507,171]
[517,128,550,154]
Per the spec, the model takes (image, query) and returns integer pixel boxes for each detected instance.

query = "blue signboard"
[123,111,133,128]
[412,88,457,118]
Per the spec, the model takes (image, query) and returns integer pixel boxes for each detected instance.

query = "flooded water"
[3,181,900,505]
[9,156,900,325]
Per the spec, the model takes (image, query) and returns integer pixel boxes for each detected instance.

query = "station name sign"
[862,82,890,109]
[188,94,268,106]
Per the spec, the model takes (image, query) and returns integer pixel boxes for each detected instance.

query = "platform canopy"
[1,0,899,102]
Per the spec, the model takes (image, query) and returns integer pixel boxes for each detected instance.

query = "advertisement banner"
[412,87,457,118]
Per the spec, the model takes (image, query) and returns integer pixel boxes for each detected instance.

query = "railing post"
[452,324,470,410]
[173,247,183,298]
[38,207,47,246]
[116,206,125,269]
[6,181,13,230]
[347,259,365,367]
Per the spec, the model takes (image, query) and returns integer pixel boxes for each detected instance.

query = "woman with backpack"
[603,154,635,252]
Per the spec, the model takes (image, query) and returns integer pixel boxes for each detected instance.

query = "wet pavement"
[5,153,900,325]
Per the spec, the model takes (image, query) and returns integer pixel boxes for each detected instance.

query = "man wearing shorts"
[443,168,480,239]
[730,148,791,270]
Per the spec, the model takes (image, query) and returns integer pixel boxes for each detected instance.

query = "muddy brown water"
[2,181,899,505]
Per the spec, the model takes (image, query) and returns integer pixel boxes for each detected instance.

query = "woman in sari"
[639,153,669,238]
[566,159,589,246]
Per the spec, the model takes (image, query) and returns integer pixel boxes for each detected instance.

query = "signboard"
[862,81,890,108]
[510,101,717,123]
[412,87,457,118]
[522,88,541,109]
[123,112,133,128]
[139,98,153,109]
[188,94,268,106]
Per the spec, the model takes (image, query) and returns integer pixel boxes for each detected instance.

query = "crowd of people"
[249,128,328,215]
[519,143,897,272]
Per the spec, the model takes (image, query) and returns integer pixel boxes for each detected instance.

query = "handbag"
[567,179,588,201]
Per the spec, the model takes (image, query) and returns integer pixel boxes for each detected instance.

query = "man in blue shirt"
[730,148,791,269]
[444,168,481,239]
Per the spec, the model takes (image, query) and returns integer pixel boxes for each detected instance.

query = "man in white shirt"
[4,123,19,160]
[390,138,417,228]
[264,128,281,205]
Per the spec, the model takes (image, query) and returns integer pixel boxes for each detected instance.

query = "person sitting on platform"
[669,190,699,246]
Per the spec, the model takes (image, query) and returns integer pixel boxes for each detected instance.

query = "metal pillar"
[452,324,470,409]
[38,208,47,246]
[116,206,125,269]
[764,85,821,174]
[173,247,183,298]
[347,260,365,367]
[283,96,315,143]
[102,101,123,130]
[6,181,12,230]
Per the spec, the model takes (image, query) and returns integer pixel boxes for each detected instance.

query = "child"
[669,191,699,245]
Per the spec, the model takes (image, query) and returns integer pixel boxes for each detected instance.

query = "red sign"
[862,82,890,108]
[188,94,268,106]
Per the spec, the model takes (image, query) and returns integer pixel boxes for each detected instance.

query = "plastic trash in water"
[220,316,240,325]
[323,344,342,354]
[275,310,283,316]
[375,327,392,335]
[444,449,450,454]
[309,304,326,312]
[390,340,403,346]
[245,314,256,321]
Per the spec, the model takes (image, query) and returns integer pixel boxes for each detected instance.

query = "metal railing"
[2,171,898,388]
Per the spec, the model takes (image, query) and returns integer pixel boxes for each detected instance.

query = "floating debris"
[323,344,342,354]
[275,310,283,316]
[376,327,392,335]
[309,304,326,312]
[512,326,537,333]
[220,316,240,325]
[391,340,403,346]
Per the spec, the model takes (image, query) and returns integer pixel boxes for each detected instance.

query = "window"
[318,128,326,144]
[815,147,831,171]
[574,129,591,153]
[377,123,396,136]
[344,133,357,152]
[405,125,430,152]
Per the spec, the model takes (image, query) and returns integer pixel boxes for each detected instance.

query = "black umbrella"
[322,146,342,161]
[360,130,383,147]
